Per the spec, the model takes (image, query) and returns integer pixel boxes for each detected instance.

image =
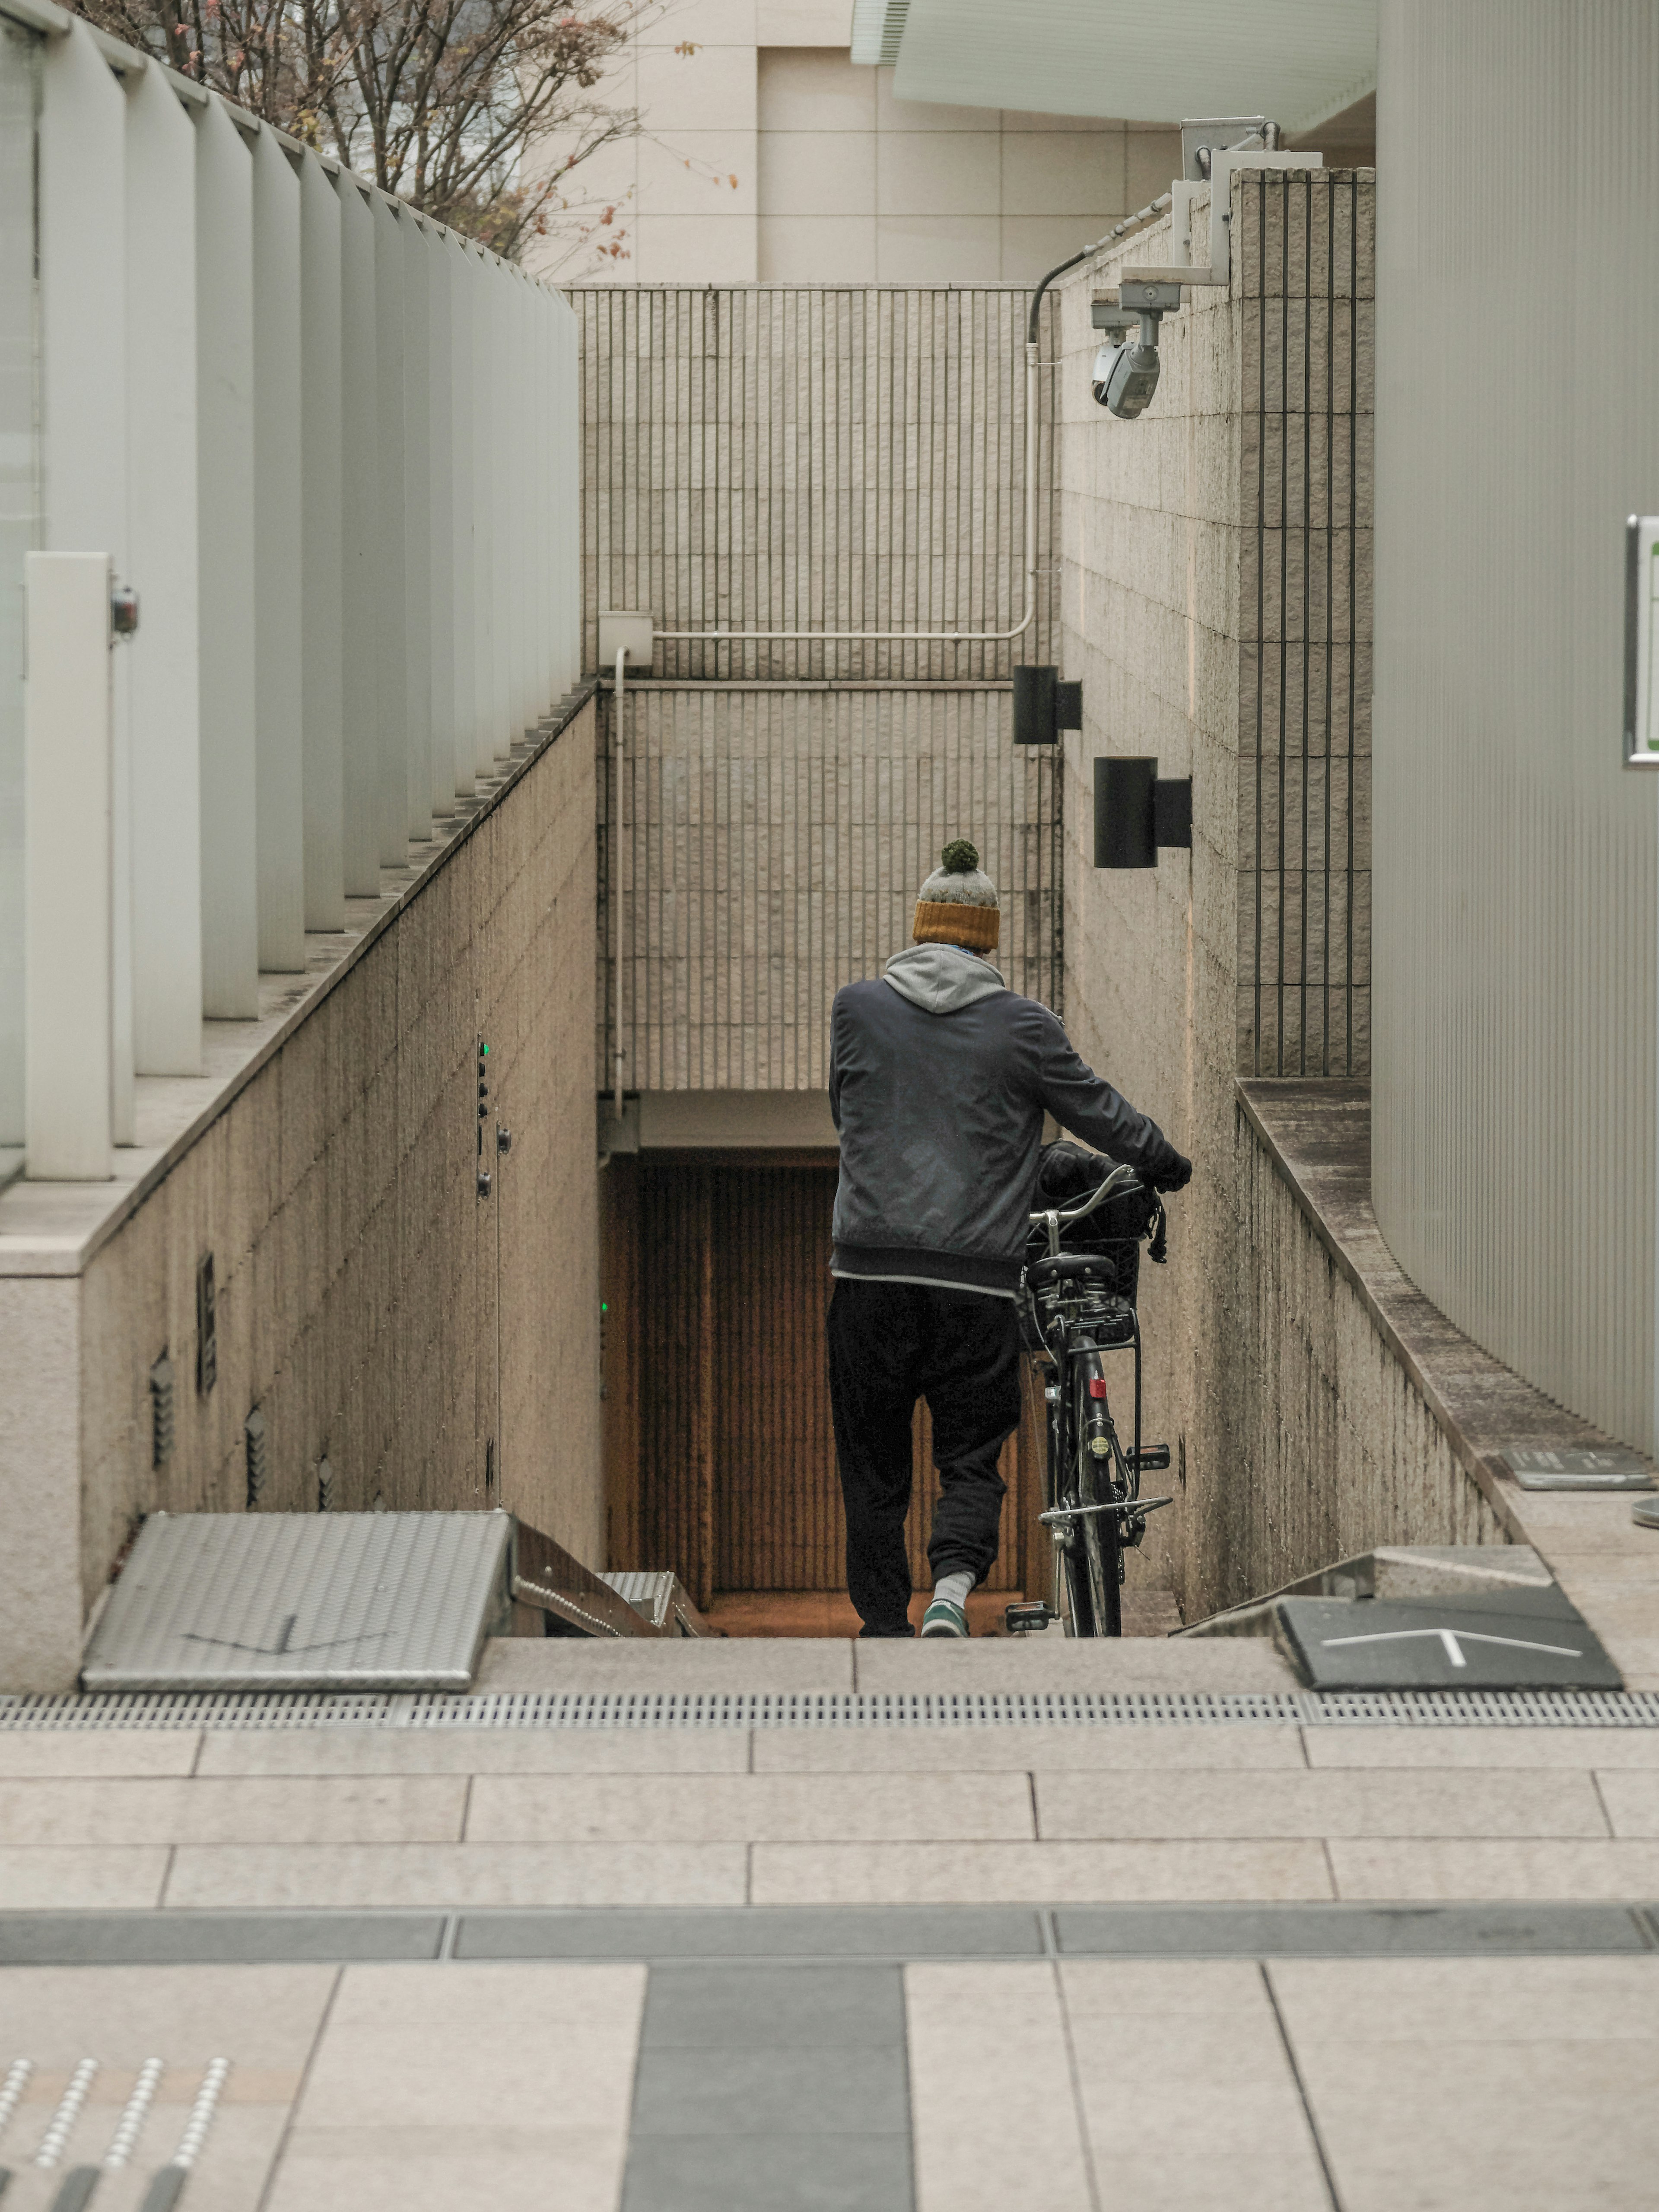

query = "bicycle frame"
[1020,1167,1173,1638]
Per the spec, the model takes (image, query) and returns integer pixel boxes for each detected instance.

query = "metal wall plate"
[1501,1446,1655,1491]
[602,1570,677,1632]
[598,608,655,667]
[1278,1590,1623,1692]
[601,1570,716,1638]
[81,1512,514,1693]
[1624,515,1659,767]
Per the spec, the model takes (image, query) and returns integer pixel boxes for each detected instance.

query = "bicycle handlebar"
[1027,1160,1144,1233]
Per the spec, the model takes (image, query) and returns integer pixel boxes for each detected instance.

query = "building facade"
[525,4,1179,286]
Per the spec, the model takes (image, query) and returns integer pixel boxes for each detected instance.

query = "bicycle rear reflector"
[1088,1378,1108,1398]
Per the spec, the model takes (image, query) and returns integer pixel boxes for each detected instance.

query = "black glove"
[1150,1152,1192,1195]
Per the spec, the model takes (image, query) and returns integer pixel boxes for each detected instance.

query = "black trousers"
[826,1277,1022,1637]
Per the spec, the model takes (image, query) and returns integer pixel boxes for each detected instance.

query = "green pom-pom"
[940,839,979,875]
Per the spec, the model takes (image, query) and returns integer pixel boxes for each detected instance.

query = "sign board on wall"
[1625,515,1659,767]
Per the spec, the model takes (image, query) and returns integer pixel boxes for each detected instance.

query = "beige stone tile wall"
[1052,173,1376,1620]
[72,705,603,1632]
[755,50,1180,286]
[526,17,1179,288]
[528,0,763,286]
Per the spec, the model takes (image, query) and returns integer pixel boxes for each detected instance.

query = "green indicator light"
[601,1302,610,1313]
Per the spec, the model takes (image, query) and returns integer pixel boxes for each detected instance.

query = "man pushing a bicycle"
[826,839,1191,1639]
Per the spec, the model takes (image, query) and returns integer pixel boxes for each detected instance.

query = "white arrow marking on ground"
[1319,1628,1583,1669]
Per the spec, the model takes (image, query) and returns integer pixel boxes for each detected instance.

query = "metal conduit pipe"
[654,194,1174,652]
[612,645,627,1115]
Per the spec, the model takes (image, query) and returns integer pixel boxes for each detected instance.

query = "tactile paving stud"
[136,2057,232,2211]
[34,2059,98,2169]
[104,2059,165,2170]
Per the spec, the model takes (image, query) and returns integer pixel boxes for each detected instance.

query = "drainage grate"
[401,1690,1301,1730]
[3,1686,1659,1731]
[0,1691,402,1732]
[1304,1687,1659,1726]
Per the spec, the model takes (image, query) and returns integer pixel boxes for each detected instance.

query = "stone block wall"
[6,703,601,1687]
[574,283,1058,684]
[601,681,1061,1091]
[578,281,1068,1092]
[1053,171,1376,1617]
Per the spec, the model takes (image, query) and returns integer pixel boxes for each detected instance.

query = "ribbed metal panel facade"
[1371,1,1659,1452]
[600,683,1060,1091]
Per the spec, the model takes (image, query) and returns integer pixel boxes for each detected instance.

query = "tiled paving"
[6,1610,1659,2205]
[6,1940,1655,2209]
[623,1964,912,2212]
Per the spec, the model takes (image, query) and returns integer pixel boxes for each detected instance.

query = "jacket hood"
[882,942,1008,1014]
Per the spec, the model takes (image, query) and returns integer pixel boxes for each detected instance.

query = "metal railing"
[0,4,582,1178]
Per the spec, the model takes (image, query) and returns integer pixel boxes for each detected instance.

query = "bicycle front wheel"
[1077,1454,1123,1638]
[1058,1500,1095,1637]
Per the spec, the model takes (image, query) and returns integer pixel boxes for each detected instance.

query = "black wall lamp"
[1094,757,1192,868]
[1013,665,1082,746]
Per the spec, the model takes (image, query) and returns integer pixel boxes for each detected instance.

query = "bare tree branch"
[74,0,670,259]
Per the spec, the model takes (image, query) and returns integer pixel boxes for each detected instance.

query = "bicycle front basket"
[1027,1139,1160,1303]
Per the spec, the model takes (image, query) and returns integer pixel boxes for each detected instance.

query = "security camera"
[1090,302,1158,419]
[1090,281,1183,422]
[1092,337,1160,419]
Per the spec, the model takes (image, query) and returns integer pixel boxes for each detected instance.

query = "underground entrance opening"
[599,1152,1182,1637]
[606,1150,1185,1637]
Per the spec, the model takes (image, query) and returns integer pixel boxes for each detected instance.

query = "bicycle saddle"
[1026,1252,1122,1290]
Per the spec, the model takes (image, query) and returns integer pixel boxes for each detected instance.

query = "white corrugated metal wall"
[1371,0,1659,1451]
[0,10,583,1164]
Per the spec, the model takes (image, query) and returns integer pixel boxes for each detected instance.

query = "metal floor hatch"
[601,1570,713,1638]
[81,1512,516,1694]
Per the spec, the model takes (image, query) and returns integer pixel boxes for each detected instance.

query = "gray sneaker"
[920,1596,969,1638]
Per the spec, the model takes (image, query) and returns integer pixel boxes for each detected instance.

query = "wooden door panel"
[713,1165,840,1592]
[623,1160,1039,1598]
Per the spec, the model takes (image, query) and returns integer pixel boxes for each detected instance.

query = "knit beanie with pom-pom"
[913,839,1000,953]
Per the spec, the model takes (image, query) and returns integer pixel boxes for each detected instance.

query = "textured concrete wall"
[0,1276,81,1688]
[1052,172,1375,1617]
[1231,1100,1503,1612]
[49,704,602,1676]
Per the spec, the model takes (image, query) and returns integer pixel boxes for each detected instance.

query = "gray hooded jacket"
[828,944,1182,1297]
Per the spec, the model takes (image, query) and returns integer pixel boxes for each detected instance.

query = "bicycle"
[1004,1151,1176,1638]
